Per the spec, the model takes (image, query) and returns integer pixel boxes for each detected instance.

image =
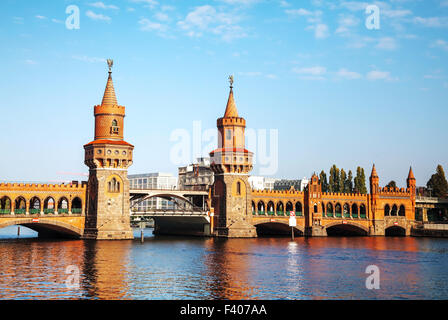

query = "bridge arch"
[343,203,350,218]
[326,202,334,217]
[384,204,391,216]
[267,201,275,214]
[385,225,406,236]
[391,204,398,216]
[352,203,358,218]
[257,200,265,214]
[295,201,303,216]
[276,201,284,215]
[325,221,369,236]
[285,201,293,214]
[335,203,342,217]
[253,219,304,236]
[0,218,83,238]
[398,204,405,217]
[0,196,12,211]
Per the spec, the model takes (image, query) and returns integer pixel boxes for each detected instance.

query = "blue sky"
[0,0,447,187]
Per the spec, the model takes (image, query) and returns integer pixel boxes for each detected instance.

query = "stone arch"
[398,204,405,217]
[71,197,82,214]
[257,200,265,214]
[0,219,83,238]
[43,196,55,214]
[352,203,358,218]
[325,221,369,236]
[29,196,42,214]
[14,196,26,214]
[295,202,303,216]
[267,201,275,214]
[385,225,406,236]
[285,201,293,214]
[253,220,305,236]
[276,201,284,216]
[326,202,334,217]
[58,197,69,213]
[0,196,12,212]
[384,204,391,216]
[251,201,256,214]
[360,204,366,218]
[335,203,342,217]
[343,203,350,218]
[391,204,398,216]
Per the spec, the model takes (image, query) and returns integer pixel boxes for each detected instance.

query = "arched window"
[384,204,391,216]
[296,202,303,216]
[391,204,398,216]
[352,204,358,218]
[111,119,119,134]
[399,205,405,217]
[112,120,118,127]
[326,203,334,217]
[108,178,120,193]
[343,203,350,218]
[335,203,342,217]
[257,201,265,214]
[236,181,241,195]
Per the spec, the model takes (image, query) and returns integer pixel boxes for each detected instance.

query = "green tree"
[340,169,347,193]
[319,170,328,193]
[386,180,397,189]
[345,170,354,193]
[427,165,448,198]
[354,167,367,194]
[329,165,340,193]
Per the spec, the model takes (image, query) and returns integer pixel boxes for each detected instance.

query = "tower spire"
[408,166,415,180]
[371,164,378,178]
[101,59,118,106]
[223,75,239,118]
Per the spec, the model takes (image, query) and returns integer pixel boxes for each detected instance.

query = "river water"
[0,226,447,300]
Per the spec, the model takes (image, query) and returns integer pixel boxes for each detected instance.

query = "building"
[274,178,309,191]
[178,157,214,191]
[128,173,178,211]
[249,176,280,191]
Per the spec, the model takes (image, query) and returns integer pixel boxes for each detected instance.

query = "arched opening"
[398,205,405,217]
[295,202,303,216]
[251,201,256,215]
[108,178,120,193]
[112,119,118,127]
[286,201,293,215]
[360,204,366,219]
[43,197,55,214]
[58,197,69,214]
[335,203,342,218]
[321,202,325,215]
[326,224,368,236]
[267,201,275,216]
[326,203,334,217]
[391,204,398,216]
[255,222,303,237]
[384,204,391,217]
[313,203,318,213]
[343,203,350,218]
[352,204,358,218]
[14,197,26,215]
[29,197,41,215]
[236,181,241,195]
[257,201,265,215]
[0,196,12,214]
[276,201,284,216]
[71,198,82,214]
[385,226,406,236]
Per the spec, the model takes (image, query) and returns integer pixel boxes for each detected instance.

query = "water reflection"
[0,226,447,300]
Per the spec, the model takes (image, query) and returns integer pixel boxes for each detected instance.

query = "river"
[0,226,447,300]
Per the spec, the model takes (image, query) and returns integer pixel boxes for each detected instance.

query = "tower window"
[111,120,119,134]
[237,181,241,195]
[108,178,120,193]
[226,129,232,140]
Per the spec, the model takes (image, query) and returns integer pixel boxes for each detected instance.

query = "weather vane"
[229,75,234,88]
[107,59,114,72]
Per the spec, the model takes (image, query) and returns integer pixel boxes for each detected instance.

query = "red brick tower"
[82,60,134,240]
[209,76,257,238]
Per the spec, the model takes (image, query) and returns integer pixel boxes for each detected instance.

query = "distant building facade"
[274,178,309,191]
[249,176,280,191]
[178,157,214,191]
[128,173,178,211]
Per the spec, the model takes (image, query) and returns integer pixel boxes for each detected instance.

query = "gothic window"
[108,178,120,193]
[226,129,232,140]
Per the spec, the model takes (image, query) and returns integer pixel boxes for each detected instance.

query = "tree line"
[319,165,367,194]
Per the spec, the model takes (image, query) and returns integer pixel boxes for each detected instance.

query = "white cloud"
[139,18,167,33]
[366,70,397,81]
[382,9,412,18]
[335,14,359,35]
[413,16,448,27]
[279,1,291,7]
[432,39,448,51]
[52,19,63,24]
[89,2,119,10]
[293,66,326,79]
[336,68,362,79]
[86,10,111,21]
[217,0,260,5]
[25,59,37,65]
[376,37,397,50]
[154,12,170,22]
[177,5,246,41]
[285,8,314,16]
[35,15,47,20]
[306,23,329,39]
[130,0,158,9]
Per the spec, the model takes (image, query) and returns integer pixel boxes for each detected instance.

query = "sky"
[0,0,447,188]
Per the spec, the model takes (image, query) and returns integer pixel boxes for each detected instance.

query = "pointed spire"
[408,166,415,180]
[223,75,239,118]
[371,164,378,177]
[101,59,118,106]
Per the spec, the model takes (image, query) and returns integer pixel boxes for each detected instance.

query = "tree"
[427,165,448,198]
[319,170,328,193]
[354,167,367,194]
[340,169,347,193]
[345,170,354,193]
[329,165,340,193]
[386,181,397,189]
